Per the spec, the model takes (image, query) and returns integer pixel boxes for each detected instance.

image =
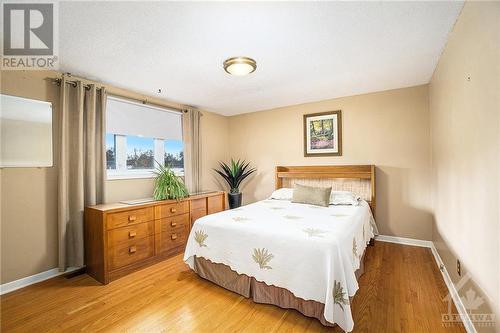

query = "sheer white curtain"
[182,108,201,193]
[57,75,107,270]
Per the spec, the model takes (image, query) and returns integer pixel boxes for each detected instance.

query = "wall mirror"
[0,94,53,167]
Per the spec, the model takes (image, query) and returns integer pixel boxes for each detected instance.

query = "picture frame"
[303,110,342,157]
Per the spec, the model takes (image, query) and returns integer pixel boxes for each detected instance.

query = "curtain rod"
[51,78,187,113]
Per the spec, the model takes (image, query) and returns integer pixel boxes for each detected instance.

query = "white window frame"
[106,135,184,180]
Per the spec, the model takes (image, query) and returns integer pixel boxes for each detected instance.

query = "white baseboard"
[430,244,477,333]
[375,234,476,333]
[0,266,80,295]
[375,234,433,248]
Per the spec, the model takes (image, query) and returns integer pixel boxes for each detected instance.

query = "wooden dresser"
[84,191,225,284]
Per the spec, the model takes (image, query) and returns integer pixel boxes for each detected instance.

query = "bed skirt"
[192,253,365,327]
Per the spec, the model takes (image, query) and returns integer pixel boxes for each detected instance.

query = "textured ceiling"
[59,1,463,116]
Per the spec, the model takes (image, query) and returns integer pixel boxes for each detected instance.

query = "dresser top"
[86,191,224,213]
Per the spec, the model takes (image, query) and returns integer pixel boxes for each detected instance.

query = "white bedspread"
[184,199,376,332]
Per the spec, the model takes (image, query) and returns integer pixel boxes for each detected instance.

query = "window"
[105,97,184,179]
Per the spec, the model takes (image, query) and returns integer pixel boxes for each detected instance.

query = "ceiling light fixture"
[223,57,257,76]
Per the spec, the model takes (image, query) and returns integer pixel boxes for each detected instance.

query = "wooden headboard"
[275,165,376,213]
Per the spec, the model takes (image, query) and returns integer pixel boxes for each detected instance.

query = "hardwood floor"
[1,241,465,333]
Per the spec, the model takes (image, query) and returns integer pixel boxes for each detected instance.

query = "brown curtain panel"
[182,108,201,193]
[58,76,107,270]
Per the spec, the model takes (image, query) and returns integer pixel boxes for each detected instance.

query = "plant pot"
[228,192,242,209]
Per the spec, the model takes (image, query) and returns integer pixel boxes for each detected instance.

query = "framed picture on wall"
[303,110,342,156]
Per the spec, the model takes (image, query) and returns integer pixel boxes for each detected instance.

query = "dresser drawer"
[190,198,207,211]
[207,195,224,214]
[159,227,188,253]
[108,236,154,270]
[191,207,206,225]
[107,221,154,248]
[159,201,189,218]
[107,207,154,230]
[160,213,189,233]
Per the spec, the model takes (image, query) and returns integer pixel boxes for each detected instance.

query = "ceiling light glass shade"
[223,57,257,76]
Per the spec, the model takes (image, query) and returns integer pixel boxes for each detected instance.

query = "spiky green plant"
[153,162,189,201]
[214,159,256,194]
[252,248,274,269]
[333,280,349,311]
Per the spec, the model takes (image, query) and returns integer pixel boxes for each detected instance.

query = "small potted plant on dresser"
[214,159,256,209]
[153,162,189,200]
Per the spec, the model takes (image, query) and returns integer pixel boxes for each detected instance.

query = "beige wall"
[429,2,500,332]
[229,85,433,240]
[199,111,230,191]
[0,70,229,283]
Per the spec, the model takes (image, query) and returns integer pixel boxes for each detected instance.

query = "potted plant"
[214,159,256,209]
[153,162,189,201]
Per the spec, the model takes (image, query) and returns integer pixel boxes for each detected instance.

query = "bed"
[183,165,378,332]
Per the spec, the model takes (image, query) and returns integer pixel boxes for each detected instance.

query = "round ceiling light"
[223,56,257,76]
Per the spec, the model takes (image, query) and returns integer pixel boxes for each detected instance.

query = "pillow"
[329,191,360,206]
[292,184,332,207]
[269,188,294,200]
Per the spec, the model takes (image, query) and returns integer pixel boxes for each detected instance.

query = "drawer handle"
[129,246,137,253]
[171,233,178,240]
[170,207,177,213]
[129,231,136,238]
[171,221,177,227]
[128,215,136,222]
